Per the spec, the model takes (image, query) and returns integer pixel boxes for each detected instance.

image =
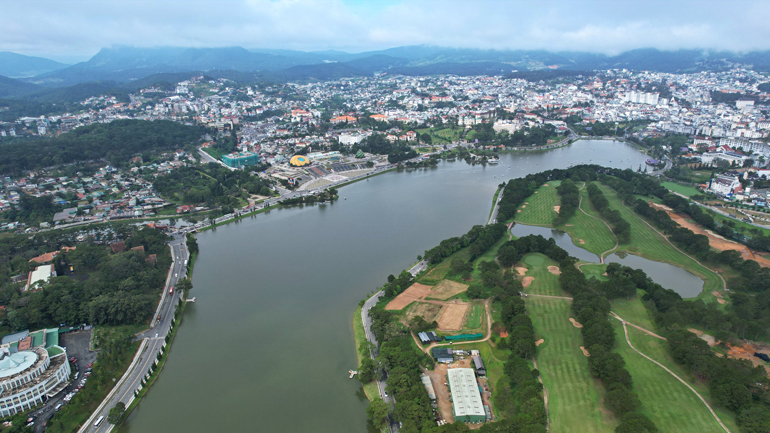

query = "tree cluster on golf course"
[498,234,658,432]
[554,179,579,225]
[423,223,507,265]
[606,263,770,433]
[586,183,631,244]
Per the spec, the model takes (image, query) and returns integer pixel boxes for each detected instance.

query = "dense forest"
[0,226,170,331]
[152,162,274,211]
[0,119,204,174]
[352,133,418,164]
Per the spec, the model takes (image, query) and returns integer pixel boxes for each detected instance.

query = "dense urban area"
[3,59,770,433]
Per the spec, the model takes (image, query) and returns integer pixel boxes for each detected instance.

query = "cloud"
[1,0,769,62]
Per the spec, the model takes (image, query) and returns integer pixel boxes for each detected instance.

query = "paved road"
[408,260,427,277]
[488,185,505,225]
[80,233,189,433]
[361,291,399,433]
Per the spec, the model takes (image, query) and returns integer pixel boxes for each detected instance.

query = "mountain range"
[3,45,770,103]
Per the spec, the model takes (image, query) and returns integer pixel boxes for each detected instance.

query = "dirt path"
[619,201,727,291]
[613,313,731,433]
[609,312,667,340]
[577,183,618,263]
[532,357,550,431]
[521,293,573,301]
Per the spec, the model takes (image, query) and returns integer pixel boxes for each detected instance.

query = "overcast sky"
[3,0,770,63]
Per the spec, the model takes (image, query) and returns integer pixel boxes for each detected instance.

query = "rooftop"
[447,368,485,419]
[0,351,38,379]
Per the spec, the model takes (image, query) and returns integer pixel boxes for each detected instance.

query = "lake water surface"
[121,140,692,432]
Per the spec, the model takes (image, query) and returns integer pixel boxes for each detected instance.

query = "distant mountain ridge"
[0,52,69,78]
[4,45,770,100]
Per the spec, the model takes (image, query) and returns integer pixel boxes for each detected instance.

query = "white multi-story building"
[0,331,71,417]
[625,91,660,105]
[709,175,741,196]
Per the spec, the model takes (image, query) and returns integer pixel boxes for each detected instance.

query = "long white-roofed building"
[447,368,485,423]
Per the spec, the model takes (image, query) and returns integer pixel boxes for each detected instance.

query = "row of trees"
[586,183,631,244]
[422,223,507,265]
[554,179,580,225]
[498,235,658,432]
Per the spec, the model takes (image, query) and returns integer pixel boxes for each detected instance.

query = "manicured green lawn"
[661,182,702,198]
[597,184,722,297]
[612,322,739,433]
[527,297,616,433]
[559,185,617,257]
[466,303,485,328]
[520,253,564,297]
[580,263,609,282]
[516,181,561,226]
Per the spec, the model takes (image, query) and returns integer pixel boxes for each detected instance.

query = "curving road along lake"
[120,140,675,433]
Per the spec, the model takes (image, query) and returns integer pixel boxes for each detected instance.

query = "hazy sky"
[3,0,770,63]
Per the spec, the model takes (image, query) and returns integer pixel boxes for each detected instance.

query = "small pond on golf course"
[511,223,705,298]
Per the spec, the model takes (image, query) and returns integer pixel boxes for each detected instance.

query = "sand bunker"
[547,266,561,275]
[515,267,528,276]
[553,206,561,212]
[712,291,728,304]
[602,272,608,276]
[535,339,545,346]
[580,346,590,357]
[565,224,574,226]
[437,303,470,330]
[522,276,535,288]
[579,239,585,244]
[386,283,433,310]
[570,318,583,328]
[543,184,549,186]
[517,210,522,213]
[522,205,526,208]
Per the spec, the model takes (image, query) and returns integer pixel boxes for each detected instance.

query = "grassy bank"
[352,304,379,401]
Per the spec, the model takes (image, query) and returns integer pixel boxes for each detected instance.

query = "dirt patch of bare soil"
[570,318,583,328]
[547,266,561,275]
[580,346,590,357]
[430,279,469,300]
[535,339,545,346]
[437,303,470,330]
[649,202,770,268]
[726,342,770,376]
[405,302,442,324]
[522,276,535,288]
[515,267,528,276]
[688,328,717,347]
[386,283,433,310]
[425,364,454,423]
